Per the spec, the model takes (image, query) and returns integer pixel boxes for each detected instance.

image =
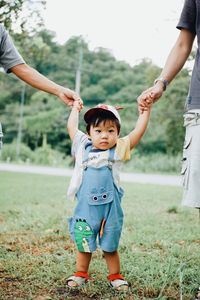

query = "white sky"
[43,0,185,67]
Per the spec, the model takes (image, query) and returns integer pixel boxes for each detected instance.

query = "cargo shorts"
[181,112,200,208]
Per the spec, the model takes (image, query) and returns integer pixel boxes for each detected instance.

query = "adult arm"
[137,29,195,111]
[128,108,151,150]
[10,63,81,106]
[0,24,81,106]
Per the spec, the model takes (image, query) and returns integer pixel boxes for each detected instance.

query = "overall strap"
[107,147,115,169]
[82,142,92,169]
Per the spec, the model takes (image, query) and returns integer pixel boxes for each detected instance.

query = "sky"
[43,0,185,68]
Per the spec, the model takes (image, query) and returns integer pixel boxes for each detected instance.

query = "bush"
[1,142,182,174]
[32,145,66,166]
[122,152,182,174]
[1,142,34,162]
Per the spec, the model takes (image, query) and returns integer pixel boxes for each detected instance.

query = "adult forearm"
[11,64,61,97]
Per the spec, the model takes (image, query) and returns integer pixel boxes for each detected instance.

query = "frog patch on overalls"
[74,219,93,252]
[69,143,124,253]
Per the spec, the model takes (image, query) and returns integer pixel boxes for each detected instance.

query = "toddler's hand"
[73,99,83,112]
[139,95,153,114]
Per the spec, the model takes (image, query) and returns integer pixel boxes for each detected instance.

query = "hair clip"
[115,105,123,110]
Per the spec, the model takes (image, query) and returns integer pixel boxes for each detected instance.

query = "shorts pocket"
[181,135,192,189]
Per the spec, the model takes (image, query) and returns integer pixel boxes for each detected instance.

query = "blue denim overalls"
[69,142,124,253]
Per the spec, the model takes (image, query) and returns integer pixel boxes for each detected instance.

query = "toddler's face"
[88,120,119,150]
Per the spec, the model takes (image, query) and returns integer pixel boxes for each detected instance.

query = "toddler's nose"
[101,132,108,138]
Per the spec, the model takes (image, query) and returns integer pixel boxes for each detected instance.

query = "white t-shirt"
[67,130,131,200]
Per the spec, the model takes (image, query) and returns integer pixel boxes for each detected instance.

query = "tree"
[0,0,46,33]
[1,30,191,156]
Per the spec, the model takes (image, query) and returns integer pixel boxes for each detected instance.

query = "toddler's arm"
[128,105,151,150]
[67,100,83,141]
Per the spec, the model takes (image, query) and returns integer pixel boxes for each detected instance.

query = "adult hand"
[137,82,164,113]
[57,87,83,107]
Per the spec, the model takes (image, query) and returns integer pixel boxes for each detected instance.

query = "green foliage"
[1,141,68,166]
[1,141,34,162]
[32,144,65,166]
[167,206,178,214]
[123,152,182,173]
[0,0,46,33]
[81,84,107,104]
[1,29,192,159]
[0,0,24,30]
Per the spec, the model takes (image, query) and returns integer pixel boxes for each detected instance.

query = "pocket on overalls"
[85,167,114,206]
[87,188,114,205]
[181,135,192,189]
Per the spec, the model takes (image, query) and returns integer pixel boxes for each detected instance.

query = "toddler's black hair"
[86,110,121,134]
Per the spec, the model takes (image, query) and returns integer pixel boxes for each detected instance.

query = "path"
[0,163,181,186]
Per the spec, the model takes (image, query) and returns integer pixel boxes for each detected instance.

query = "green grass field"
[0,172,200,300]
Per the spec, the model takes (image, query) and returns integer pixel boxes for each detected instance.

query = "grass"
[0,172,200,300]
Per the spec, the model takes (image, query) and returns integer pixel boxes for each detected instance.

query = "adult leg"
[182,116,200,208]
